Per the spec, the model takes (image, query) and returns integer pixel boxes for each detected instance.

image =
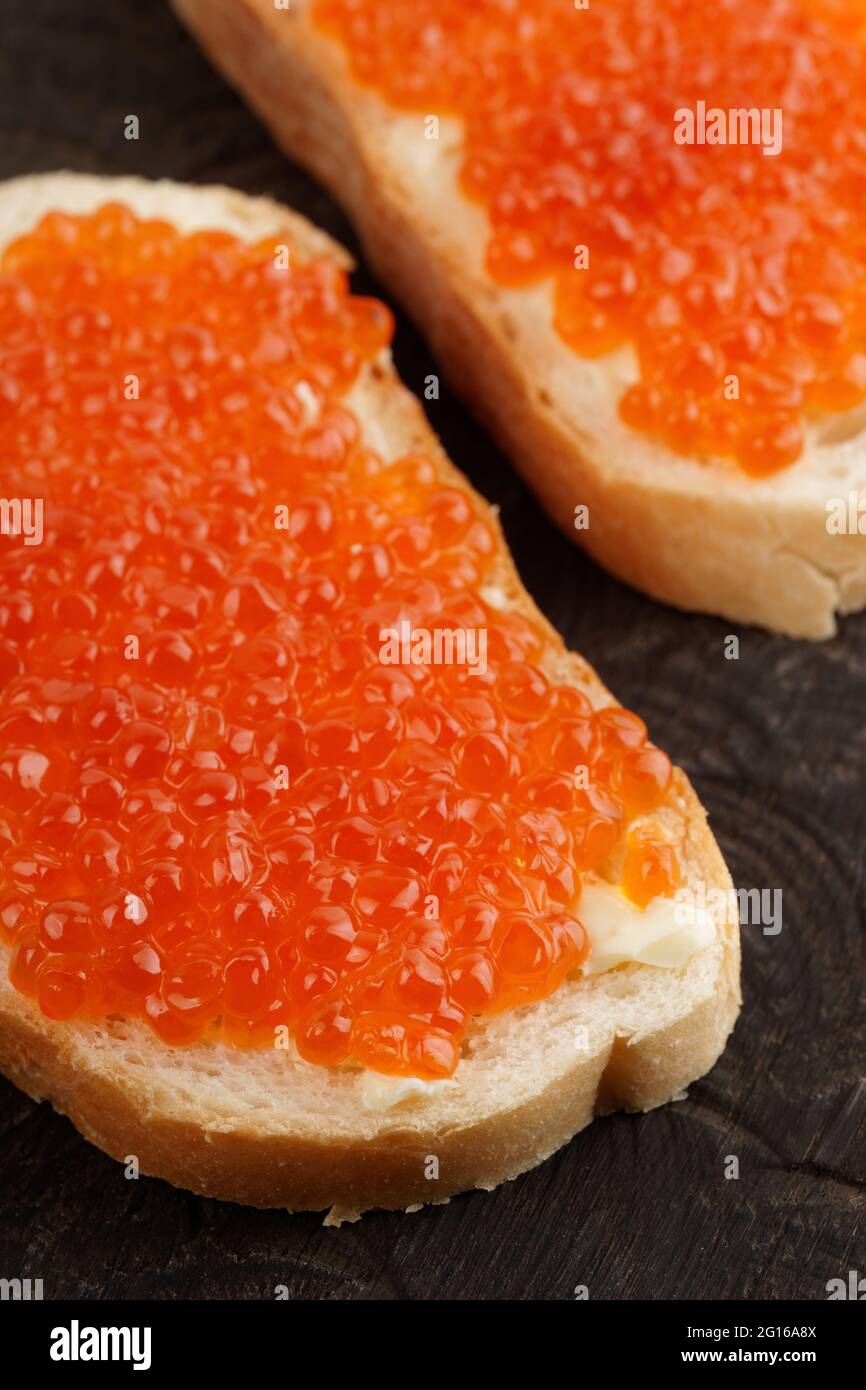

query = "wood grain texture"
[0,0,862,1301]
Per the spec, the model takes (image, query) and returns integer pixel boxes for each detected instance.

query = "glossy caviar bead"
[450,949,497,1010]
[162,955,222,1026]
[568,785,624,871]
[37,966,88,1021]
[621,831,681,909]
[497,913,555,979]
[38,900,93,952]
[613,747,673,817]
[0,202,679,1077]
[314,0,866,473]
[495,663,551,721]
[296,998,353,1066]
[455,732,511,793]
[112,940,163,996]
[223,945,272,1017]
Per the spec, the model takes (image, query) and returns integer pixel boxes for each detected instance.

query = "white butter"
[358,882,714,1108]
[578,880,715,974]
[359,1070,458,1114]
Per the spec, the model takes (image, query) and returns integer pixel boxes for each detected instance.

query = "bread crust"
[171,0,866,638]
[0,173,740,1221]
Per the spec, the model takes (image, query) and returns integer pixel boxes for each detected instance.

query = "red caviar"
[0,204,675,1077]
[314,0,866,475]
[621,830,680,910]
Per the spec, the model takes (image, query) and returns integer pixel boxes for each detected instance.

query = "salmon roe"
[314,0,866,475]
[0,204,675,1078]
[621,830,679,910]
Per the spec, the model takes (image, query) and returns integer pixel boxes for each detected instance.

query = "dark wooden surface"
[0,0,863,1302]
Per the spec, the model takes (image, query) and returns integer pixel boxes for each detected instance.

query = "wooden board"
[0,0,862,1301]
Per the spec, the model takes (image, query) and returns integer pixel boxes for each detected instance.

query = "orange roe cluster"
[0,205,676,1078]
[314,0,866,475]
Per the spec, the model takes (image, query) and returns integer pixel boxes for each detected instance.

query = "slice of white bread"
[0,173,740,1223]
[171,0,866,639]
